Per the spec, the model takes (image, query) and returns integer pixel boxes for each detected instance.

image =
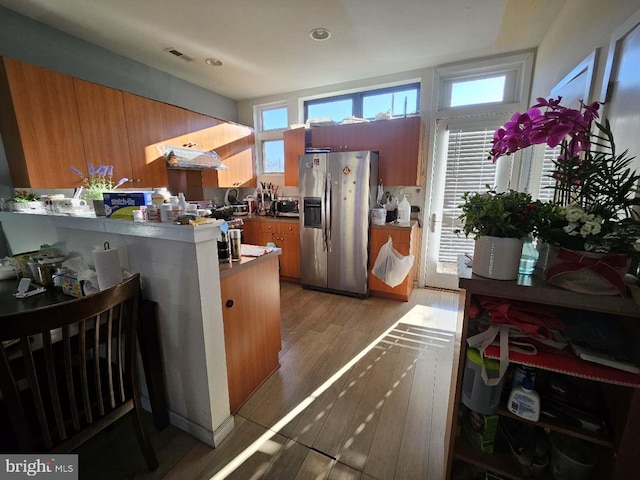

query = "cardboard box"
[462,407,500,454]
[61,273,84,297]
[102,192,152,220]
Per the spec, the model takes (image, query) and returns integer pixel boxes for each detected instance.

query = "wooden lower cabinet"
[448,271,640,479]
[220,254,282,413]
[259,219,300,280]
[241,219,261,245]
[368,222,417,301]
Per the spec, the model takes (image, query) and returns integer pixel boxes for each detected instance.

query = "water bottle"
[398,195,411,225]
[519,236,539,275]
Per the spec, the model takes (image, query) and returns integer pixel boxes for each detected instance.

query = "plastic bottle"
[146,203,159,222]
[507,373,540,421]
[519,236,539,275]
[178,192,188,212]
[398,194,411,225]
[152,188,170,207]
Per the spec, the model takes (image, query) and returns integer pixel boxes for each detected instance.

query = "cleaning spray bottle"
[507,372,540,421]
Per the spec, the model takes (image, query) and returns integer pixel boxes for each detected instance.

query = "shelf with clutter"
[448,272,640,480]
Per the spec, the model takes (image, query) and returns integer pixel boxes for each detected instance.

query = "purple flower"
[115,178,129,188]
[70,166,84,177]
[88,162,96,176]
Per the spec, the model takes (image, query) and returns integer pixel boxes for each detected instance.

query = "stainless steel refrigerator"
[299,151,379,297]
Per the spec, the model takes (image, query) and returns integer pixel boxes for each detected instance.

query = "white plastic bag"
[371,237,415,288]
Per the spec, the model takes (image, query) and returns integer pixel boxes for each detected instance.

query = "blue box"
[103,192,152,220]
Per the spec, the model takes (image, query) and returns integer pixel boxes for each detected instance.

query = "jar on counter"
[217,232,230,262]
[152,187,170,207]
[228,229,242,261]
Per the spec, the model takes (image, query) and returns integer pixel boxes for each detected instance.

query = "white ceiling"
[0,0,565,101]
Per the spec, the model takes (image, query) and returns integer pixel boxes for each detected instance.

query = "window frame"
[303,82,421,122]
[254,101,288,175]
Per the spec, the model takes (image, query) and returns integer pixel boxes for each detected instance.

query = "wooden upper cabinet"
[310,122,378,152]
[202,122,256,188]
[377,116,422,186]
[0,57,87,188]
[301,117,422,186]
[284,128,306,186]
[122,92,169,187]
[73,78,133,184]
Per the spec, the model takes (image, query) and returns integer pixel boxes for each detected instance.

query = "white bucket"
[370,208,386,225]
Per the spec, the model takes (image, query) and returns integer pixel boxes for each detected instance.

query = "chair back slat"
[106,309,116,409]
[20,337,52,449]
[78,319,93,425]
[0,346,31,449]
[116,312,125,402]
[42,329,66,441]
[62,325,81,432]
[93,315,104,417]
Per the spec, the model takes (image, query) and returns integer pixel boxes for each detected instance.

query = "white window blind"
[536,145,560,202]
[438,122,502,263]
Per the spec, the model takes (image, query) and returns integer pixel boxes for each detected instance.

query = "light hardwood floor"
[78,283,460,479]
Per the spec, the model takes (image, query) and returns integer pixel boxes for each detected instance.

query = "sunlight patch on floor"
[208,304,454,480]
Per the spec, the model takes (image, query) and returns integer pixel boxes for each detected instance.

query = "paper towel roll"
[93,245,123,291]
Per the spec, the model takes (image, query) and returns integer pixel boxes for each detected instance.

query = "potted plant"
[457,187,556,280]
[9,190,43,211]
[71,163,128,215]
[489,97,640,294]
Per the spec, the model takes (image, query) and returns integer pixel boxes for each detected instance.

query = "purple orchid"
[488,96,602,163]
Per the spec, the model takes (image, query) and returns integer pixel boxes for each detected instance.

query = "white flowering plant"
[539,203,640,254]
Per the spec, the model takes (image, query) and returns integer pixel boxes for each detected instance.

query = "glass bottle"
[518,236,539,275]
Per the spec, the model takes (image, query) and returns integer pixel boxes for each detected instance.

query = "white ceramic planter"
[473,236,523,280]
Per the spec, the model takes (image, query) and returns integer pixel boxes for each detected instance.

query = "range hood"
[164,145,228,170]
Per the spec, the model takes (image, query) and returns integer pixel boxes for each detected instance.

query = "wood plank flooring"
[77,283,460,479]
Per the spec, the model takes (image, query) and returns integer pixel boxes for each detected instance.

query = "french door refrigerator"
[299,151,379,297]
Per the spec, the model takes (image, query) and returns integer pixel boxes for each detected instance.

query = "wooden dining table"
[0,277,170,431]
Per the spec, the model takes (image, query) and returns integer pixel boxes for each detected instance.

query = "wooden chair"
[0,273,158,470]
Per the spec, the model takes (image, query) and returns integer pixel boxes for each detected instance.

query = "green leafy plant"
[11,190,40,203]
[489,96,640,253]
[457,187,558,239]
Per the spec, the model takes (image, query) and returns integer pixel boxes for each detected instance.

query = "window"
[304,83,420,122]
[255,103,288,174]
[261,106,288,131]
[534,145,561,202]
[450,76,506,107]
[438,65,523,110]
[262,139,284,173]
[437,121,503,263]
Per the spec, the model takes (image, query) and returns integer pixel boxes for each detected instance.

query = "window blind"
[536,145,561,202]
[438,123,501,263]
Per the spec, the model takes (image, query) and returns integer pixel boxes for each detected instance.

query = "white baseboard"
[140,395,234,448]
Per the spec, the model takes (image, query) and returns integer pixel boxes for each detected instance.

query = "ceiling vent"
[163,47,194,62]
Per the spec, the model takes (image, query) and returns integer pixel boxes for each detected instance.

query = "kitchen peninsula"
[0,211,278,448]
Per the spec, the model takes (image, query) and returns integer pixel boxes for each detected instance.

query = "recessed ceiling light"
[310,28,331,41]
[205,57,223,67]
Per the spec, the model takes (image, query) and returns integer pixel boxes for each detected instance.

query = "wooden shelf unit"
[447,268,640,480]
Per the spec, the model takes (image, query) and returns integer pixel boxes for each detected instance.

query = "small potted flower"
[71,163,128,215]
[457,187,557,280]
[9,190,43,211]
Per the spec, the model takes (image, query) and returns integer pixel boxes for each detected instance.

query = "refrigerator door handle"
[321,174,327,252]
[326,171,332,252]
